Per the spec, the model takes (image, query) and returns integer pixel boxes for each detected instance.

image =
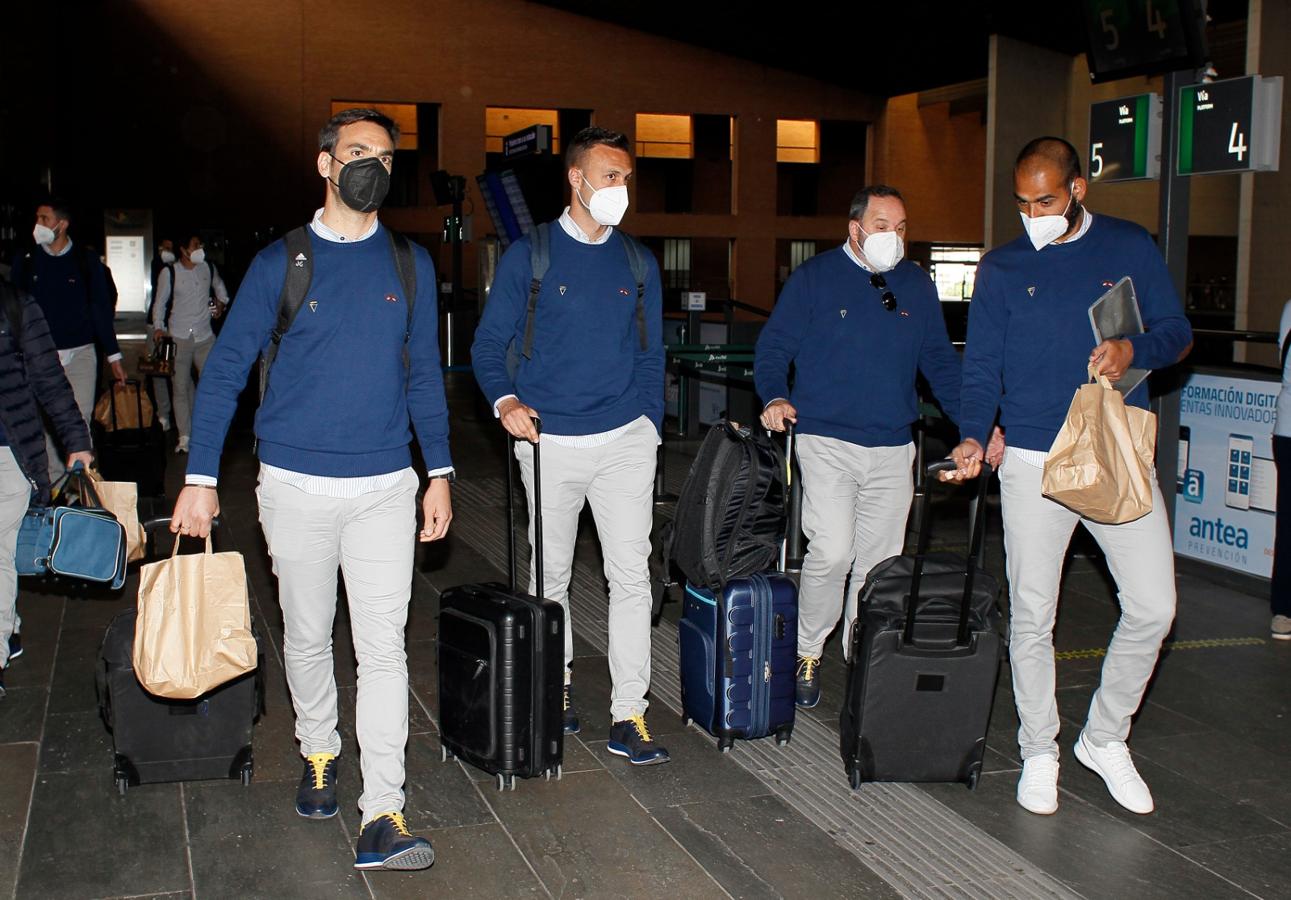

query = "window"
[330,101,418,149]
[929,246,982,301]
[777,119,819,164]
[485,108,560,154]
[663,238,692,290]
[789,241,817,273]
[636,114,693,159]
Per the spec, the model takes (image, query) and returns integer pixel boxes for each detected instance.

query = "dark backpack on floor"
[665,421,787,591]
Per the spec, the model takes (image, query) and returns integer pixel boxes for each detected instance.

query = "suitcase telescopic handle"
[506,417,542,597]
[903,460,993,648]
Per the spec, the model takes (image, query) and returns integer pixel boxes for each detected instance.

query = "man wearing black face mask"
[170,108,453,871]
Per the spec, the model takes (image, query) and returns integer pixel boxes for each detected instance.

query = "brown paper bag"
[88,468,146,563]
[134,536,258,699]
[1042,366,1157,524]
[94,382,155,431]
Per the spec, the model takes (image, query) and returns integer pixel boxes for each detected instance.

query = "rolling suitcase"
[92,379,167,498]
[678,425,798,751]
[437,422,563,790]
[95,520,263,795]
[840,459,1003,790]
[679,574,798,750]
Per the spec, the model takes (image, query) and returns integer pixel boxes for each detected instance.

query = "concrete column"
[984,35,1073,249]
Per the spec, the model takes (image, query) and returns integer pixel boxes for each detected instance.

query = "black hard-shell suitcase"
[840,460,1003,790]
[95,521,263,795]
[92,379,166,497]
[437,422,563,790]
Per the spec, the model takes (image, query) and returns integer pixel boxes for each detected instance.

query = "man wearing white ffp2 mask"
[755,184,968,709]
[471,126,670,767]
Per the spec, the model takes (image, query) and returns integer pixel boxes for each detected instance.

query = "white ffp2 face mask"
[159,250,176,264]
[1020,184,1075,250]
[33,224,57,246]
[189,248,206,265]
[577,177,629,227]
[858,227,904,273]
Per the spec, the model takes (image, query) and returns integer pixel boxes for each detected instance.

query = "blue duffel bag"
[16,464,127,590]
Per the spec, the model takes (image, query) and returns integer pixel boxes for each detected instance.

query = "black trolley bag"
[95,519,264,795]
[93,379,167,498]
[437,420,563,790]
[840,459,1003,790]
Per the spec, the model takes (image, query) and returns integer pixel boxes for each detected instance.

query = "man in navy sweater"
[10,199,126,480]
[951,137,1192,817]
[471,126,669,766]
[170,108,452,871]
[755,185,963,708]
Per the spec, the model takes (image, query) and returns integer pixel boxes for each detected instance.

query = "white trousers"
[999,448,1176,759]
[172,335,213,438]
[44,348,96,483]
[0,448,30,669]
[256,467,418,823]
[514,417,657,721]
[796,435,915,659]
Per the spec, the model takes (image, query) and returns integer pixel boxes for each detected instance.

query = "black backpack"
[664,421,788,591]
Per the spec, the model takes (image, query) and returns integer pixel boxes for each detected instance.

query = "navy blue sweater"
[10,244,120,354]
[754,248,962,447]
[471,224,665,436]
[186,226,452,479]
[959,214,1193,451]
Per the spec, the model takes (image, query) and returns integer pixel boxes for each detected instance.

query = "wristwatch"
[428,471,456,483]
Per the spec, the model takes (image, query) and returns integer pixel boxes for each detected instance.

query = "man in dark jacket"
[0,281,94,697]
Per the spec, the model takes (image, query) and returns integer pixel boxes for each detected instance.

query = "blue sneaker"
[354,812,435,871]
[607,715,670,766]
[795,656,821,709]
[563,682,580,735]
[295,752,338,819]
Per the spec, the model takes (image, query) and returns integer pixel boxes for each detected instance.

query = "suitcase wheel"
[718,738,733,754]
[847,766,863,791]
[240,763,253,786]
[440,745,455,763]
[555,764,562,781]
[775,727,792,747]
[115,775,128,797]
[681,716,691,727]
[967,769,981,791]
[496,774,516,792]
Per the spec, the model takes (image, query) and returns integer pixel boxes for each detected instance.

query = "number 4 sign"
[1177,75,1283,176]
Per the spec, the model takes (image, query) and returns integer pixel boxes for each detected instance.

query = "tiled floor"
[3,372,1288,899]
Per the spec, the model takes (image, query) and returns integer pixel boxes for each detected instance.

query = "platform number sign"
[1178,76,1284,176]
[1082,0,1207,84]
[1089,93,1161,182]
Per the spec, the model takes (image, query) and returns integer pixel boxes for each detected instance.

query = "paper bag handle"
[1087,362,1114,391]
[170,534,214,558]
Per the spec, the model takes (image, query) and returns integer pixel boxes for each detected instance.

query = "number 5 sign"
[1177,75,1283,176]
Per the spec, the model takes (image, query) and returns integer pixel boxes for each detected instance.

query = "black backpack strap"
[619,232,650,352]
[522,223,551,360]
[207,261,220,303]
[1281,328,1291,372]
[259,227,313,405]
[21,251,35,294]
[161,263,177,327]
[386,229,417,371]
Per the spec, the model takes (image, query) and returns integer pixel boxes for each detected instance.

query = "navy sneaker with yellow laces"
[795,656,821,709]
[564,682,580,734]
[354,812,435,870]
[607,714,670,765]
[295,752,338,819]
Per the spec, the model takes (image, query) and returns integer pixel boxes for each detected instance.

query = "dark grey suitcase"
[840,460,1003,790]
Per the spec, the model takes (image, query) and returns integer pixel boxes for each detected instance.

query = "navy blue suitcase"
[679,573,798,751]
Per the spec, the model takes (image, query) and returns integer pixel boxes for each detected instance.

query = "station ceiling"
[535,0,1251,98]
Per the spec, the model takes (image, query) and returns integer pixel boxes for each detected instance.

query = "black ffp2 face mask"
[329,155,391,213]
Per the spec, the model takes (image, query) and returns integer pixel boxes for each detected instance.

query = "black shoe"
[7,632,21,663]
[795,656,821,709]
[607,715,671,766]
[354,812,435,870]
[0,666,5,699]
[563,683,580,734]
[295,752,338,819]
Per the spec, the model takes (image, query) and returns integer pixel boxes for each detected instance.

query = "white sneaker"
[1272,614,1291,641]
[158,414,171,432]
[1016,754,1059,815]
[1074,731,1154,814]
[175,435,189,454]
